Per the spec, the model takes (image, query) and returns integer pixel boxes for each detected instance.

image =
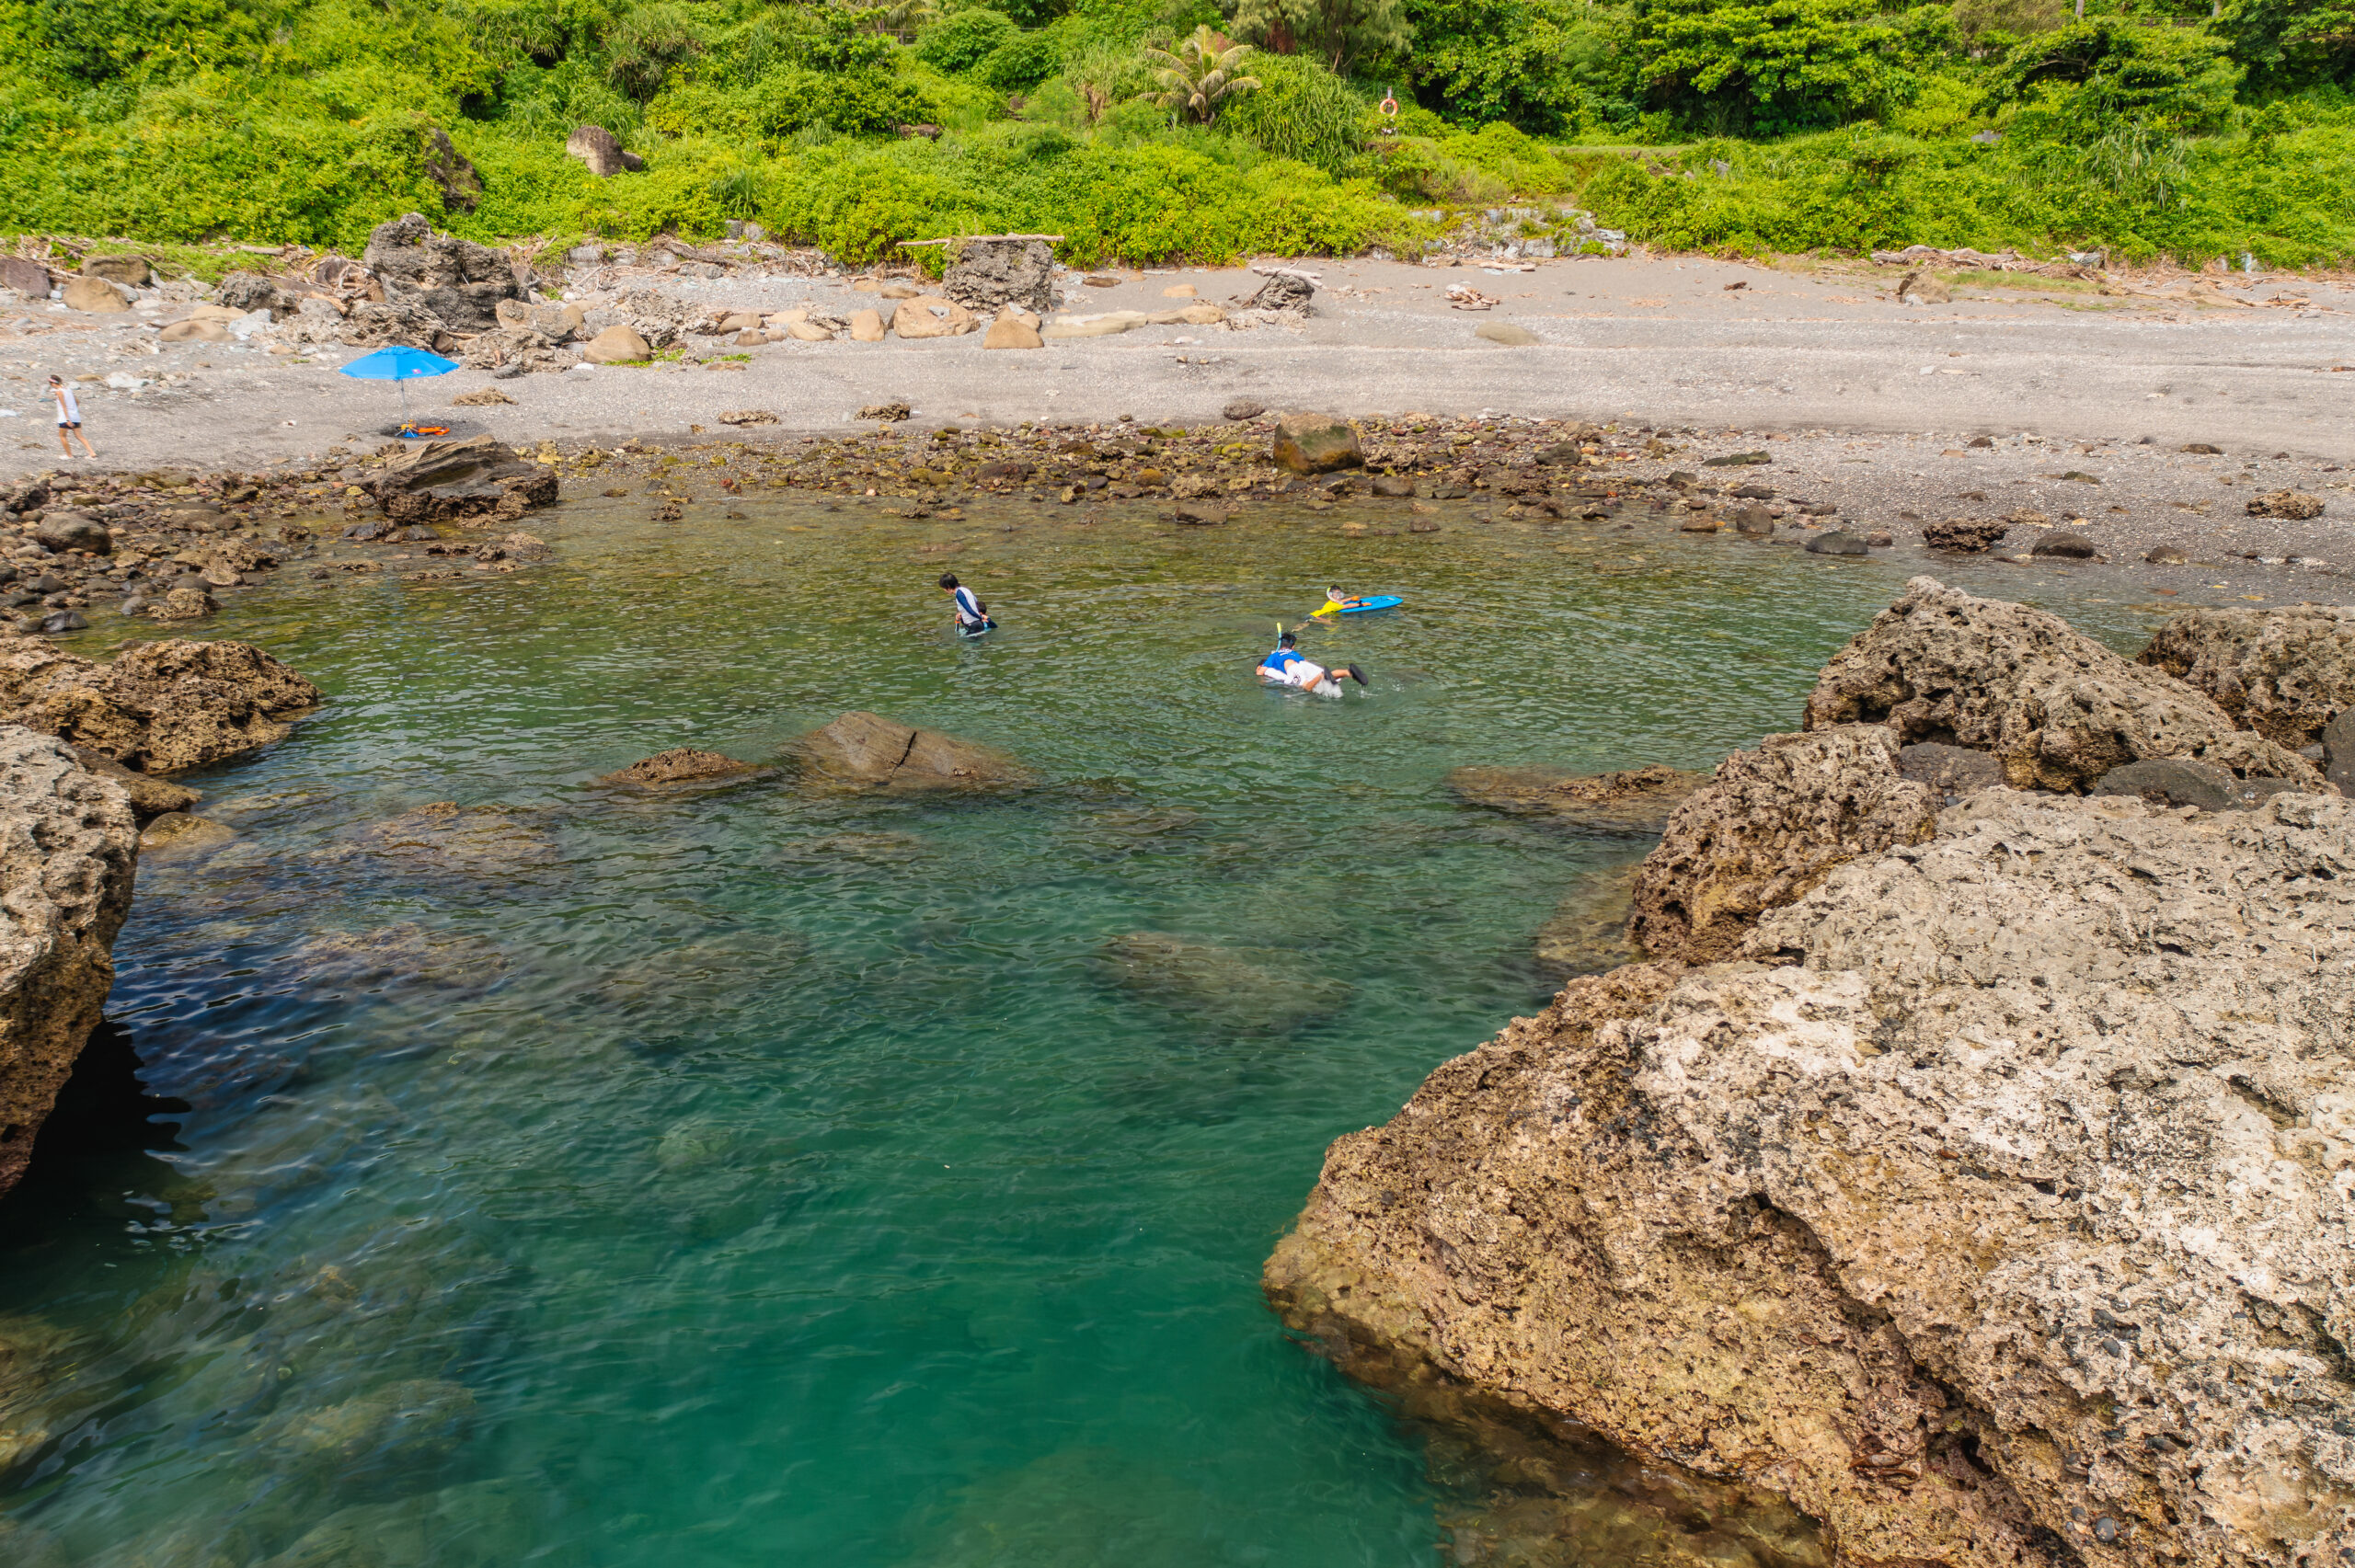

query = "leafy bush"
[1229,0,1408,74]
[914,8,1018,73]
[1216,51,1365,168]
[1986,20,2243,135]
[1403,0,1599,132]
[1622,0,1909,134]
[2214,0,2355,96]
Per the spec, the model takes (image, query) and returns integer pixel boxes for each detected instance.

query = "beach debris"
[1444,283,1497,311]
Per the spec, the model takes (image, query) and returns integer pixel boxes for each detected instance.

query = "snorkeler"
[1258,631,1366,697]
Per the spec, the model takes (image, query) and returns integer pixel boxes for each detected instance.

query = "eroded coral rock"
[1626,726,1935,963]
[594,748,760,787]
[1269,787,2355,1568]
[1805,576,2316,791]
[0,639,321,773]
[2136,604,2355,748]
[0,729,137,1198]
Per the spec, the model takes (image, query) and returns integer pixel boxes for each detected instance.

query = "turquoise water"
[0,498,2165,1566]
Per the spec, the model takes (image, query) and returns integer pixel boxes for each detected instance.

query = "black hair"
[937,573,959,589]
[1278,632,1295,647]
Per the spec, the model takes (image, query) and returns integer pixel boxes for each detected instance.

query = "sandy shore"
[4,252,2351,478]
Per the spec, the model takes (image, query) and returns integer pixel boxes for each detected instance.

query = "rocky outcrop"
[1921,519,2009,552]
[1270,413,1361,475]
[2136,604,2355,748]
[1805,576,2317,791]
[1269,786,2355,1568]
[1626,726,1936,962]
[785,712,1031,793]
[943,237,1056,315]
[0,728,139,1198]
[0,638,321,773]
[364,434,557,525]
[593,748,759,787]
[361,212,524,332]
[1447,761,1705,834]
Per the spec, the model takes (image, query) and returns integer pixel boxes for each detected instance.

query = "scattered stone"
[857,402,911,422]
[582,325,650,364]
[149,588,218,621]
[0,258,52,296]
[2029,530,2097,558]
[1895,269,1951,303]
[1803,531,1868,555]
[0,728,138,1198]
[594,748,761,787]
[367,433,557,524]
[1369,475,1415,498]
[1223,398,1266,420]
[1271,413,1362,475]
[1701,451,1771,467]
[1805,576,2318,790]
[982,314,1043,350]
[60,277,129,314]
[81,254,152,287]
[1627,726,1936,961]
[718,408,778,426]
[2135,605,2355,746]
[2180,441,2223,454]
[136,810,237,861]
[31,509,110,555]
[2088,756,2296,811]
[157,318,228,344]
[1921,518,2009,552]
[1246,270,1315,314]
[785,711,1030,792]
[1446,761,1705,835]
[849,309,886,342]
[892,296,979,338]
[450,386,516,406]
[2246,489,2324,520]
[2145,544,2188,564]
[1864,530,1893,546]
[1732,505,1775,535]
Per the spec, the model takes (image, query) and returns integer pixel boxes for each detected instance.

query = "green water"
[0,498,2165,1567]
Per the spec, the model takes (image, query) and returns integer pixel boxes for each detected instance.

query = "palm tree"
[1139,27,1262,126]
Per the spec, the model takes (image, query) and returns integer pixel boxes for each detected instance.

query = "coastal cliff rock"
[1268,787,2355,1568]
[2136,604,2355,747]
[0,727,139,1198]
[785,711,1031,793]
[1626,726,1936,963]
[0,638,321,773]
[1804,577,2317,790]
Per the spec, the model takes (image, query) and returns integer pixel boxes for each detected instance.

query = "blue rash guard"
[952,585,988,628]
[1260,647,1304,675]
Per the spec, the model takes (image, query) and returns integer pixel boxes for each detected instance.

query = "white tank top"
[53,387,78,422]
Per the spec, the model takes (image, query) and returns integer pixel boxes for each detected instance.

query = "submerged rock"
[136,809,237,861]
[345,802,560,877]
[786,711,1031,793]
[1804,576,2317,791]
[2135,603,2355,748]
[1096,932,1350,1037]
[1447,761,1705,834]
[1531,861,1642,977]
[281,923,509,993]
[1627,726,1936,964]
[68,743,199,818]
[0,638,322,773]
[593,748,762,788]
[0,728,138,1198]
[1269,786,2355,1568]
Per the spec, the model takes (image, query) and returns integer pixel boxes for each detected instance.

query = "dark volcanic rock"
[1895,740,2005,804]
[942,237,1056,316]
[362,212,524,331]
[2090,757,2315,812]
[2030,530,2097,558]
[786,711,1031,793]
[1803,531,1868,555]
[366,434,557,524]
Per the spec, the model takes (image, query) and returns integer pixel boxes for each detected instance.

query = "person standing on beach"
[49,376,94,460]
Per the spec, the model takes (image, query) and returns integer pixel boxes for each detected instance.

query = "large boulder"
[361,212,524,331]
[1268,787,2355,1568]
[890,296,978,338]
[80,254,151,288]
[1271,413,1362,475]
[0,258,52,297]
[1805,576,2318,791]
[943,237,1057,315]
[2135,604,2355,748]
[365,433,557,524]
[0,638,322,773]
[581,325,650,364]
[1626,726,1936,963]
[565,124,634,177]
[31,509,110,555]
[60,277,128,314]
[0,727,138,1198]
[785,711,1031,793]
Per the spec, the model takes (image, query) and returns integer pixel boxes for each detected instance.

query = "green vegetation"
[0,0,2349,268]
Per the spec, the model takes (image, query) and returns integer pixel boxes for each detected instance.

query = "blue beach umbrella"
[339,345,459,435]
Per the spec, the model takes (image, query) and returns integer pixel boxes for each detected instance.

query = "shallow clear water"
[0,498,2166,1566]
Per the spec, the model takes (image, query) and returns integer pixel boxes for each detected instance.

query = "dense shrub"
[1218,50,1368,170]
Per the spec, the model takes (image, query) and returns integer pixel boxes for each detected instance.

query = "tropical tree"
[1140,26,1263,125]
[1231,0,1409,74]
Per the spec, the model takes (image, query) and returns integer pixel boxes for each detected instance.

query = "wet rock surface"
[0,637,322,773]
[367,434,558,525]
[2136,604,2355,748]
[593,747,761,787]
[0,727,138,1198]
[1805,576,2318,791]
[1269,784,2355,1568]
[1626,726,1936,963]
[785,711,1031,793]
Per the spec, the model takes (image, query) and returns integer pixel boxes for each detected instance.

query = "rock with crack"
[366,433,557,525]
[1805,576,2318,790]
[1627,725,1936,962]
[2135,604,2355,749]
[0,728,138,1199]
[784,711,1031,793]
[1446,761,1704,834]
[1268,785,2355,1568]
[361,212,524,332]
[0,639,321,773]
